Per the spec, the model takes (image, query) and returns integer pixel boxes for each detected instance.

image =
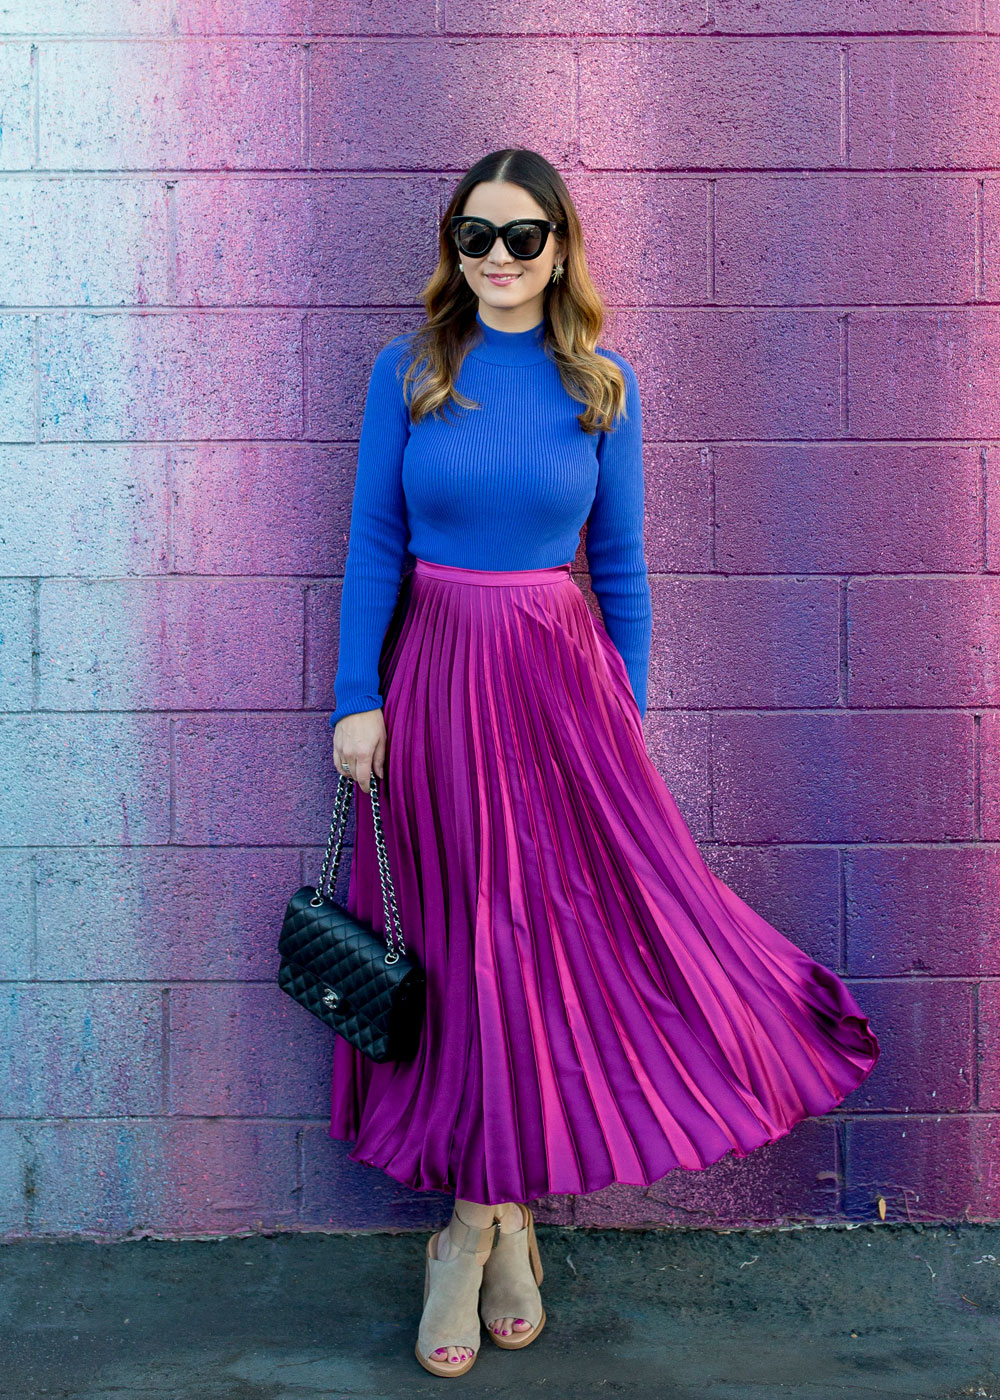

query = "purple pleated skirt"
[328,556,880,1204]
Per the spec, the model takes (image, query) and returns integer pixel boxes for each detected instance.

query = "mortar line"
[3,1107,978,1122]
[300,313,309,440]
[838,577,849,707]
[973,711,982,841]
[30,43,39,168]
[981,444,989,571]
[165,178,178,303]
[837,844,848,976]
[0,698,990,714]
[835,1117,847,1217]
[6,294,1000,312]
[21,1134,37,1235]
[707,443,717,571]
[301,39,311,171]
[31,314,40,443]
[295,1125,305,1218]
[161,986,171,1115]
[301,580,311,709]
[168,717,176,842]
[165,445,175,574]
[573,37,581,167]
[839,44,850,166]
[29,850,38,982]
[0,834,988,856]
[8,166,1000,181]
[10,27,1000,39]
[972,977,980,1106]
[838,311,850,435]
[30,577,41,711]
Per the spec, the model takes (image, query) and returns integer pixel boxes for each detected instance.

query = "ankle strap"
[450,1208,498,1254]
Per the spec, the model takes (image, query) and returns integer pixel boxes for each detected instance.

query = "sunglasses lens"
[454,219,548,259]
[506,223,544,258]
[454,220,494,257]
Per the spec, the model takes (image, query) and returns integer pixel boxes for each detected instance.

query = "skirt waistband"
[413,557,573,587]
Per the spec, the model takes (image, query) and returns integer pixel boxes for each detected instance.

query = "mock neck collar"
[469,309,550,366]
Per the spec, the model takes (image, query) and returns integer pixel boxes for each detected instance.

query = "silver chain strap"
[309,772,406,965]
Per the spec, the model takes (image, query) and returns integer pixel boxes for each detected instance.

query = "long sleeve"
[329,337,412,728]
[585,352,653,717]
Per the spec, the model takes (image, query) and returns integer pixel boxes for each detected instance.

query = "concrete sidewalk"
[1,1223,997,1399]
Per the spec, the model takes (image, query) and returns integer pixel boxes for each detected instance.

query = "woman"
[327,147,880,1378]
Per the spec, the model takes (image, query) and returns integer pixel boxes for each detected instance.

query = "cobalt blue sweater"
[329,309,652,728]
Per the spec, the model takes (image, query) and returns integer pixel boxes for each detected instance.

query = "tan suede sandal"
[415,1208,499,1377]
[479,1202,546,1349]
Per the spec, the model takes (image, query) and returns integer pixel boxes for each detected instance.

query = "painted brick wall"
[1,1,997,1238]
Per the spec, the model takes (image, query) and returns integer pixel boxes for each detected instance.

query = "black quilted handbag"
[277,771,425,1062]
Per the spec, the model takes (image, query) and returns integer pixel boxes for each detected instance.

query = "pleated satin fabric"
[328,557,881,1204]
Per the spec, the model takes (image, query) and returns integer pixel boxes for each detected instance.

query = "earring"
[458,261,463,272]
[550,262,564,283]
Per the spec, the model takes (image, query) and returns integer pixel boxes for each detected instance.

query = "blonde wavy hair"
[399,147,629,435]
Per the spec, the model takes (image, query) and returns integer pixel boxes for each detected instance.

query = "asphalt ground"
[1,1223,998,1399]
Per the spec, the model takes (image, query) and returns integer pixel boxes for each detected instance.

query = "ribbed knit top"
[329,308,652,727]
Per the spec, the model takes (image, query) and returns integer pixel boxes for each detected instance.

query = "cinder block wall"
[1,1,996,1238]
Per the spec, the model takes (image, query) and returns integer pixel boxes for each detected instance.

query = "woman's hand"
[332,709,386,794]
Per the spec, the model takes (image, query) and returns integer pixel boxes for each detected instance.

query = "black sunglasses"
[450,215,561,261]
